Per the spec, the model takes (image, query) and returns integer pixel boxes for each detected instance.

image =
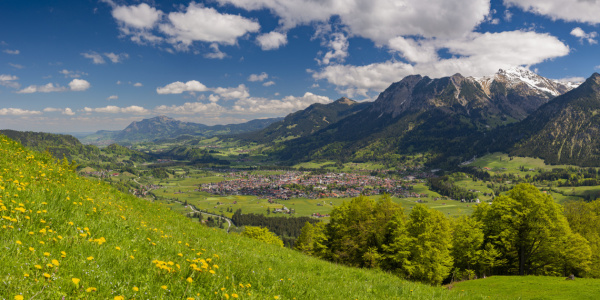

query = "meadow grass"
[0,134,471,299]
[449,275,600,300]
[469,153,576,176]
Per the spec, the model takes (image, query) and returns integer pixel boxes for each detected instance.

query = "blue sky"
[1,0,599,132]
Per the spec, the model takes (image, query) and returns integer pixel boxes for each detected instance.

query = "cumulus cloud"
[558,76,586,83]
[68,79,91,91]
[154,102,225,115]
[156,80,209,94]
[43,107,76,115]
[232,92,330,114]
[314,30,570,97]
[83,105,149,114]
[248,72,269,82]
[218,0,490,43]
[133,82,143,87]
[570,27,598,44]
[263,81,275,87]
[212,84,250,100]
[104,52,129,63]
[112,3,162,29]
[59,69,88,78]
[159,3,260,50]
[0,108,42,116]
[256,31,287,50]
[82,51,129,64]
[505,0,600,24]
[204,43,227,59]
[82,52,105,64]
[107,95,118,101]
[0,74,20,89]
[3,49,19,55]
[17,79,90,93]
[318,32,349,65]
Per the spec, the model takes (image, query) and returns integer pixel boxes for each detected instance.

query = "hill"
[80,116,282,145]
[498,73,600,166]
[0,134,455,299]
[0,129,101,161]
[239,97,369,143]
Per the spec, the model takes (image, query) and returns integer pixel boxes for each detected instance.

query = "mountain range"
[80,115,282,145]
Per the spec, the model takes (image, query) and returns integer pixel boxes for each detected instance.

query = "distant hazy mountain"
[503,73,600,166]
[238,97,369,143]
[274,68,577,165]
[80,116,282,145]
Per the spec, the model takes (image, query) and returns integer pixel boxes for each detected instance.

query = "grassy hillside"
[0,134,460,299]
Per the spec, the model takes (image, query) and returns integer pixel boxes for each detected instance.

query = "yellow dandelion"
[14,295,24,300]
[186,277,193,283]
[28,247,34,252]
[209,270,215,274]
[133,286,139,292]
[114,296,124,300]
[224,294,230,299]
[16,240,21,245]
[72,278,80,285]
[51,259,59,266]
[161,285,168,290]
[86,287,97,292]
[232,294,239,298]
[43,252,50,257]
[34,265,42,269]
[274,296,279,299]
[129,255,135,259]
[86,256,94,261]
[115,246,121,251]
[43,273,51,278]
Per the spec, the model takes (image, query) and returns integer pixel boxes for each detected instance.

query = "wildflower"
[129,255,135,259]
[43,252,50,257]
[115,246,121,251]
[72,278,80,285]
[232,294,239,298]
[209,270,215,274]
[274,296,279,299]
[16,240,21,245]
[43,273,51,279]
[28,247,34,252]
[224,294,230,299]
[187,277,193,283]
[133,287,139,292]
[114,296,124,300]
[34,265,42,269]
[86,287,97,292]
[161,285,168,290]
[14,295,24,300]
[86,256,94,261]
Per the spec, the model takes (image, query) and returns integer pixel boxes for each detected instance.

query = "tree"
[451,216,483,274]
[241,226,284,247]
[474,183,583,275]
[564,200,600,277]
[295,222,328,258]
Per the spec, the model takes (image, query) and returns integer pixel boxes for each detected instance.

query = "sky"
[1,0,599,133]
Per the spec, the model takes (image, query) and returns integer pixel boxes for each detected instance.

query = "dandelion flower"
[34,265,42,269]
[51,260,59,266]
[115,247,121,251]
[14,295,24,300]
[86,287,96,292]
[43,273,51,278]
[232,294,239,298]
[187,277,193,283]
[114,296,124,300]
[161,285,167,290]
[133,287,139,292]
[72,278,80,285]
[86,256,94,261]
[43,252,50,257]
[16,240,21,245]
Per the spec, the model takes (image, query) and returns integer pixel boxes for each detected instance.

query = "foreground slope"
[0,135,455,299]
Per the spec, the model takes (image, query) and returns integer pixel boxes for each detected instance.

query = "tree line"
[295,184,599,285]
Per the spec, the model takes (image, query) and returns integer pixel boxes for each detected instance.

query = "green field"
[469,153,576,176]
[450,276,600,300]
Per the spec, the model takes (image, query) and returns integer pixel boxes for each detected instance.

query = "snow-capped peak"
[472,66,576,97]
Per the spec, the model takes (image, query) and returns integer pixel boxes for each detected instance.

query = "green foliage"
[451,216,484,273]
[564,200,600,277]
[474,183,590,276]
[295,222,328,258]
[241,226,284,247]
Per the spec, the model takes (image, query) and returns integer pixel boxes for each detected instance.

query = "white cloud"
[263,81,275,87]
[83,105,149,114]
[218,0,490,43]
[8,63,24,69]
[107,95,119,101]
[204,43,227,59]
[3,49,19,55]
[212,84,250,100]
[314,31,570,97]
[159,3,260,50]
[17,83,67,94]
[68,79,91,91]
[156,80,209,94]
[133,82,143,87]
[0,74,20,89]
[256,31,287,50]
[505,0,600,24]
[558,76,585,83]
[208,94,221,103]
[388,37,439,64]
[570,27,598,44]
[248,72,269,82]
[104,52,129,63]
[0,108,42,116]
[154,102,225,115]
[17,79,90,93]
[232,92,330,114]
[318,32,349,65]
[43,107,76,115]
[112,3,162,29]
[504,10,513,22]
[82,51,105,64]
[59,69,88,78]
